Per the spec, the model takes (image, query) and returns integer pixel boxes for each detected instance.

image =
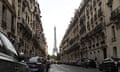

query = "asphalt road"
[48,64,101,72]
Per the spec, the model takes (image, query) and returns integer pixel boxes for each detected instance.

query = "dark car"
[0,32,29,72]
[27,56,46,72]
[76,59,85,66]
[76,58,96,68]
[98,57,120,72]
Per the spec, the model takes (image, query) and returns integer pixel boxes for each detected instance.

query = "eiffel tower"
[53,26,58,56]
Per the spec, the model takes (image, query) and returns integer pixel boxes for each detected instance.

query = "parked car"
[27,56,46,72]
[76,59,85,66]
[76,58,96,68]
[0,32,29,72]
[98,57,120,72]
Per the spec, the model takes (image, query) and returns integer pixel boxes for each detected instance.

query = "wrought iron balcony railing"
[64,40,79,52]
[111,6,120,20]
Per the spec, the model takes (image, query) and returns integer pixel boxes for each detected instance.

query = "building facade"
[106,0,120,58]
[60,11,80,63]
[0,0,47,60]
[60,0,120,64]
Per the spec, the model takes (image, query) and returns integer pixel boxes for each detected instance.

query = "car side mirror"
[18,52,25,62]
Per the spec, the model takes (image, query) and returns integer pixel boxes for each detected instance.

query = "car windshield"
[0,32,18,56]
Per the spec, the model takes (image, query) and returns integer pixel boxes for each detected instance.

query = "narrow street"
[48,64,101,72]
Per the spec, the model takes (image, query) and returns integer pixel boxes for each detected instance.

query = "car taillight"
[29,64,40,68]
[31,64,38,67]
[37,63,42,65]
[114,61,118,65]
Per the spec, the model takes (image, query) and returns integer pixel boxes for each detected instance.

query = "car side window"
[0,39,7,54]
[0,39,3,46]
[0,33,18,57]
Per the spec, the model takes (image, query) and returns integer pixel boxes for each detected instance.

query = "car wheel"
[98,67,102,71]
[99,68,103,71]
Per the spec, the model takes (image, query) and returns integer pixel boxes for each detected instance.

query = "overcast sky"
[38,0,82,55]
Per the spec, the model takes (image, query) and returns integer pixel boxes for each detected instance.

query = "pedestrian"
[94,57,97,68]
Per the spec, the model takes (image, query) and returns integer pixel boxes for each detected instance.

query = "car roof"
[29,56,39,63]
[29,56,44,63]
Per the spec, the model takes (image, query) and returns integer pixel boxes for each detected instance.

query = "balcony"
[94,22,104,31]
[80,47,87,52]
[22,19,32,35]
[111,6,120,20]
[86,22,104,37]
[33,32,40,39]
[33,39,45,53]
[64,40,79,52]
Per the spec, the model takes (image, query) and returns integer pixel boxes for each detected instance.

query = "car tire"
[98,67,102,71]
[99,69,102,71]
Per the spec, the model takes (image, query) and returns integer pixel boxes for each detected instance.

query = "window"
[93,0,96,7]
[90,52,92,55]
[91,18,93,24]
[98,50,100,53]
[94,14,97,21]
[107,0,113,8]
[18,0,21,2]
[87,25,90,31]
[18,6,20,17]
[98,8,103,17]
[113,47,117,58]
[111,26,116,41]
[12,0,15,9]
[98,1,102,6]
[2,5,7,29]
[11,16,15,33]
